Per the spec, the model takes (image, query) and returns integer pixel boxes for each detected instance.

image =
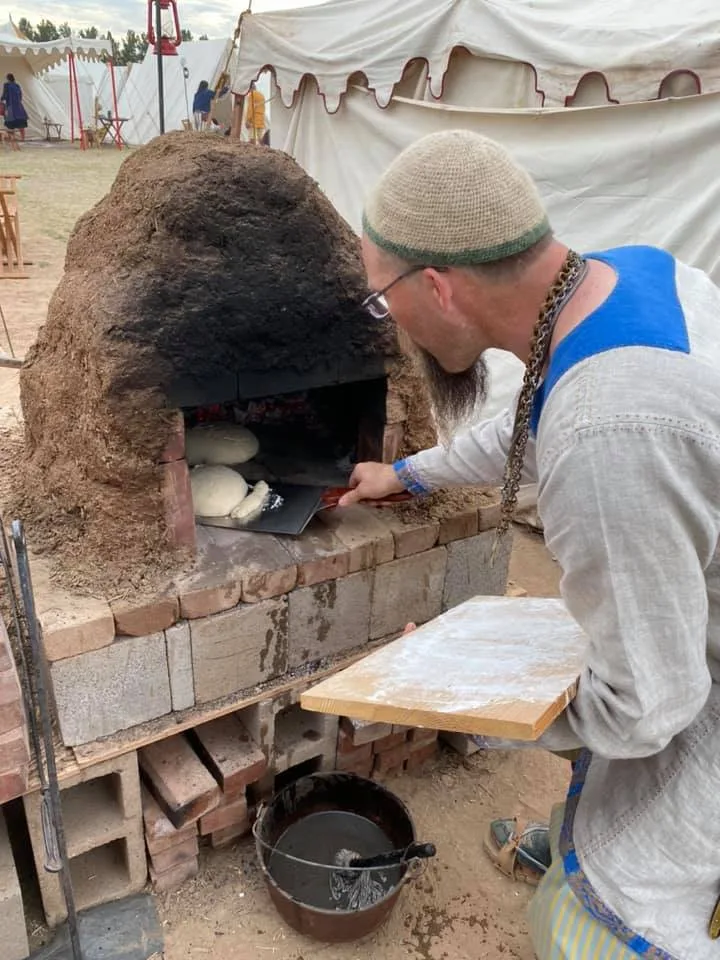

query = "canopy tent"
[118,39,237,144]
[43,60,128,129]
[231,0,720,419]
[0,20,111,138]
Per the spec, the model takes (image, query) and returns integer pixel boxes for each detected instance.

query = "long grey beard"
[414,347,489,446]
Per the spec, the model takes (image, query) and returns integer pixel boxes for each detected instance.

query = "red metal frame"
[147,0,182,54]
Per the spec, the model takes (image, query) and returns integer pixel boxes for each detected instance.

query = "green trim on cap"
[362,213,551,266]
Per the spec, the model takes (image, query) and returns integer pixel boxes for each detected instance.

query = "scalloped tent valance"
[231,0,720,112]
[0,25,112,75]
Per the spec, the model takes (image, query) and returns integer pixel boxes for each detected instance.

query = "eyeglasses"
[361,265,447,320]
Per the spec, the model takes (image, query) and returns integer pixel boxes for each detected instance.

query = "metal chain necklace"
[491,249,588,564]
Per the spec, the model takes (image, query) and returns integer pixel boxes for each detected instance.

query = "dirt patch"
[390,487,499,525]
[391,356,437,458]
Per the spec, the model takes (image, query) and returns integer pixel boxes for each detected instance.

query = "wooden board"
[301,597,587,741]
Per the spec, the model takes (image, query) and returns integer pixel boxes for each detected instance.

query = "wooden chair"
[0,175,29,278]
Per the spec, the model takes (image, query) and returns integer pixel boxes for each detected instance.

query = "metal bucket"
[254,772,418,942]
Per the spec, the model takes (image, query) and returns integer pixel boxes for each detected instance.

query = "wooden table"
[97,116,129,147]
[43,121,63,141]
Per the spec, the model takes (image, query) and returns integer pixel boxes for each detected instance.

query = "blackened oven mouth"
[184,378,388,489]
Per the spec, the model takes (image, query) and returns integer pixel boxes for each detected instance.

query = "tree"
[199,34,209,41]
[79,26,99,39]
[181,29,193,42]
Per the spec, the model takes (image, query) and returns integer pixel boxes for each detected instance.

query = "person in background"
[192,80,214,130]
[244,81,266,144]
[1,74,28,142]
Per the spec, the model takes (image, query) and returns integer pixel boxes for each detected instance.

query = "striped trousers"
[527,806,640,959]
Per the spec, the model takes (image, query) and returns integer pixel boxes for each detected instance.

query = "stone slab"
[288,570,372,669]
[442,530,512,611]
[50,633,172,746]
[165,622,194,712]
[317,505,394,573]
[0,808,28,960]
[369,547,447,639]
[191,597,289,704]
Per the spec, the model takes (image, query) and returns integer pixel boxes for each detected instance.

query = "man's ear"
[426,267,453,312]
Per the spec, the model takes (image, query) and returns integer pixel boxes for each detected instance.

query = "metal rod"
[11,521,83,960]
[108,58,122,149]
[156,1,165,134]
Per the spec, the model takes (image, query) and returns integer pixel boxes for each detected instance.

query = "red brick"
[373,743,410,773]
[280,525,350,587]
[142,787,198,854]
[372,763,404,780]
[162,460,197,551]
[159,410,186,463]
[478,499,502,532]
[112,596,180,637]
[0,767,28,803]
[336,747,373,772]
[0,725,29,773]
[437,509,479,545]
[200,797,249,836]
[210,821,251,849]
[139,735,220,829]
[148,835,198,874]
[382,423,404,463]
[317,505,395,573]
[0,669,24,734]
[149,857,198,893]
[405,742,439,772]
[337,727,373,758]
[380,513,440,559]
[193,715,267,794]
[408,728,438,748]
[373,731,408,754]
[337,758,374,778]
[0,627,13,672]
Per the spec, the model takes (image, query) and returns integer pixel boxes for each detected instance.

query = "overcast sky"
[1,0,326,39]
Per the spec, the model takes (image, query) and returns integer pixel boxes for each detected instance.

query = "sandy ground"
[6,142,568,959]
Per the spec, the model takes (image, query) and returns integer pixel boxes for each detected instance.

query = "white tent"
[43,60,126,129]
[118,39,236,145]
[0,22,111,138]
[232,0,720,418]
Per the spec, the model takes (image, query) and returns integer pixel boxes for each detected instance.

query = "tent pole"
[68,53,75,143]
[109,58,122,149]
[70,54,86,150]
[156,1,165,133]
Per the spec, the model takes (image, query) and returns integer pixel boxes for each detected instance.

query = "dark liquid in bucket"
[268,811,399,910]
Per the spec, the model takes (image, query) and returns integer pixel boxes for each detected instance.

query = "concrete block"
[149,856,198,893]
[280,523,351,587]
[288,570,372,669]
[165,622,194,712]
[440,731,481,756]
[369,548,447,639]
[191,598,289,704]
[340,716,392,746]
[273,704,338,775]
[50,632,171,746]
[379,512,440,559]
[317,505,394,572]
[139,735,220,828]
[238,700,275,760]
[113,596,179,638]
[24,753,146,927]
[442,530,512,612]
[192,715,266,793]
[437,508,479,545]
[0,808,28,960]
[148,835,198,874]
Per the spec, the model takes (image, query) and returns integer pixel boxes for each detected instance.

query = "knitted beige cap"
[363,130,550,265]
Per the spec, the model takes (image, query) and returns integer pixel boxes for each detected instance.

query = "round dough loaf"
[185,423,259,466]
[190,465,248,517]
